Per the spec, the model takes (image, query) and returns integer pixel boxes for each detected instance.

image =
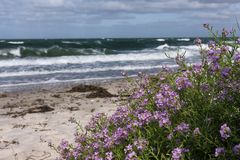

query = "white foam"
[156,39,165,42]
[95,40,102,44]
[8,41,24,45]
[0,44,203,67]
[177,38,190,41]
[62,41,82,45]
[156,44,169,49]
[0,64,179,78]
[180,45,200,51]
[0,40,5,42]
[0,52,168,67]
[9,48,21,57]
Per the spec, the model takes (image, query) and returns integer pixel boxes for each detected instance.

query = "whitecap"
[8,41,24,45]
[62,41,82,45]
[0,64,177,77]
[156,44,169,49]
[9,48,21,57]
[156,39,165,42]
[177,38,190,41]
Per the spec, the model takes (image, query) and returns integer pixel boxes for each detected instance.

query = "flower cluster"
[56,25,240,160]
[215,147,225,157]
[220,123,231,140]
[234,52,240,63]
[171,147,189,160]
[155,84,179,110]
[175,77,192,90]
[174,122,190,133]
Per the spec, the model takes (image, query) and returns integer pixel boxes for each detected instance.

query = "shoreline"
[0,78,128,159]
[0,77,127,94]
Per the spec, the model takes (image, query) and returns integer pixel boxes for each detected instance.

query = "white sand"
[0,80,127,160]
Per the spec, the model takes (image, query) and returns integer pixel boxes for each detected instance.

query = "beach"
[0,38,203,159]
[0,79,127,160]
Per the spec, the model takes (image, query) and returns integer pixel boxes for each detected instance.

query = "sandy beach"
[0,79,128,160]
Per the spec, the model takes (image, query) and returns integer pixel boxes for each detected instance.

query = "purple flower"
[140,98,148,107]
[200,83,209,92]
[175,77,192,90]
[73,144,82,159]
[193,127,201,136]
[217,89,228,101]
[221,45,229,52]
[125,151,137,160]
[132,88,145,99]
[153,111,171,127]
[210,62,220,73]
[174,122,190,133]
[208,40,216,48]
[220,123,231,140]
[124,144,133,153]
[234,53,240,63]
[103,137,114,149]
[112,127,129,144]
[171,148,189,160]
[57,140,70,159]
[133,139,148,151]
[215,147,225,157]
[207,49,221,64]
[91,152,103,160]
[85,113,108,132]
[106,152,113,160]
[109,106,131,126]
[192,64,202,75]
[221,67,231,77]
[91,142,100,150]
[135,109,152,126]
[233,144,240,155]
[167,133,173,140]
[155,84,179,110]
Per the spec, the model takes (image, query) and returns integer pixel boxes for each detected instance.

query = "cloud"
[0,0,238,38]
[0,0,234,23]
[191,0,240,3]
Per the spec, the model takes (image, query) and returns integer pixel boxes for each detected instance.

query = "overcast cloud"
[0,0,239,38]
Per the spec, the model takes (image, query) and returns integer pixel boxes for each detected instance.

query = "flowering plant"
[55,25,240,159]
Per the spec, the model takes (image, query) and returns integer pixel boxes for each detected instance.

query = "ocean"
[0,38,209,92]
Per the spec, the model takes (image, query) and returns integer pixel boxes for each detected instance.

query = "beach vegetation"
[55,25,240,160]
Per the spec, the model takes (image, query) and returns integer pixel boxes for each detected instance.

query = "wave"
[177,38,190,41]
[0,48,200,68]
[95,40,102,44]
[156,44,169,49]
[0,46,110,58]
[62,41,82,45]
[8,41,24,44]
[9,48,21,57]
[0,53,167,67]
[156,39,165,42]
[155,44,208,51]
[0,64,180,78]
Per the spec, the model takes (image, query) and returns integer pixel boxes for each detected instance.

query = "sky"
[0,0,239,38]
